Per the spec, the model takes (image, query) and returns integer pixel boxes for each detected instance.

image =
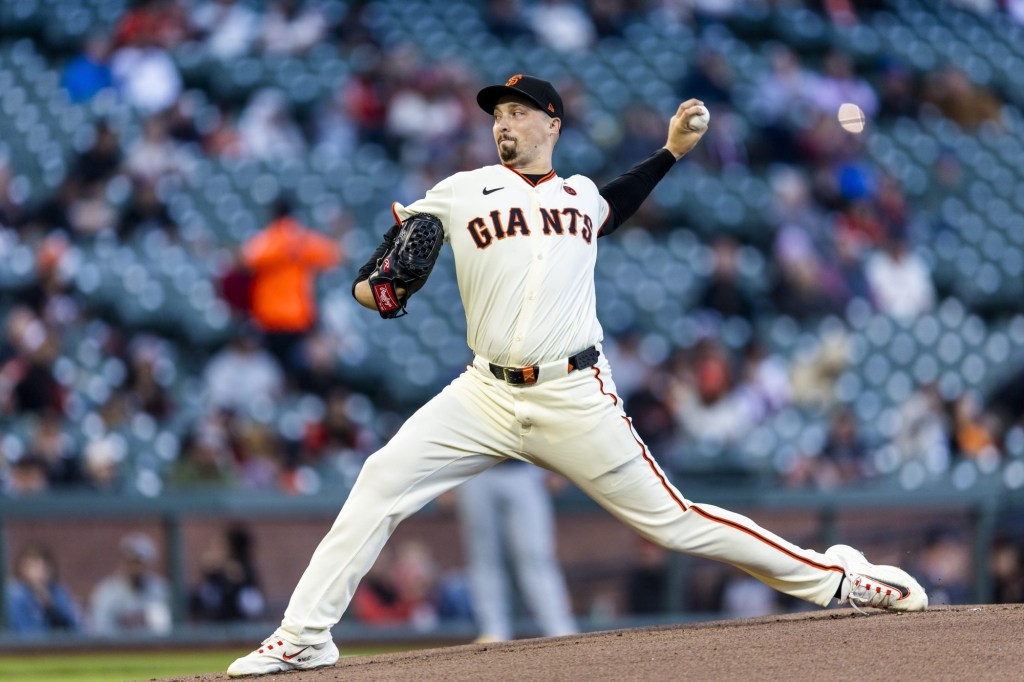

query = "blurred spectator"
[238,89,307,160]
[6,457,50,496]
[621,369,677,455]
[690,103,748,170]
[789,330,850,408]
[111,34,183,113]
[386,69,466,166]
[529,0,596,52]
[950,391,1000,464]
[895,383,950,468]
[90,532,172,635]
[190,0,261,60]
[301,387,377,474]
[67,180,118,237]
[26,410,83,488]
[915,528,971,606]
[788,408,870,489]
[70,121,123,190]
[118,180,178,240]
[217,251,254,315]
[806,50,878,119]
[351,540,448,630]
[241,198,341,372]
[695,236,755,321]
[721,576,777,618]
[865,234,936,319]
[259,0,327,54]
[82,436,126,493]
[190,525,265,622]
[113,0,191,50]
[202,105,246,158]
[170,422,237,488]
[9,335,64,416]
[124,115,192,186]
[920,67,1003,131]
[753,44,814,125]
[991,535,1023,603]
[987,363,1024,431]
[5,543,82,634]
[832,228,874,308]
[834,198,886,252]
[236,422,289,492]
[589,0,629,39]
[678,47,736,109]
[21,178,78,238]
[670,339,752,444]
[165,95,203,146]
[771,225,841,320]
[61,33,114,104]
[203,325,284,414]
[876,61,918,121]
[624,537,673,615]
[484,0,532,39]
[341,61,390,148]
[734,339,790,422]
[124,338,173,421]
[0,158,23,228]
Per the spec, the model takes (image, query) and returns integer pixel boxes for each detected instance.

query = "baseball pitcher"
[228,75,927,677]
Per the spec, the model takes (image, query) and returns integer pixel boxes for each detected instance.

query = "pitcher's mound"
[185,604,1024,682]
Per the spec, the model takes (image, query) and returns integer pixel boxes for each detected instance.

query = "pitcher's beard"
[498,140,517,163]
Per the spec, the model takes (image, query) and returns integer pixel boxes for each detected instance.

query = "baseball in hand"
[686,105,710,132]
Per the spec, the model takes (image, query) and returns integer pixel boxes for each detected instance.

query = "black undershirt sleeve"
[597,147,677,237]
[351,223,401,297]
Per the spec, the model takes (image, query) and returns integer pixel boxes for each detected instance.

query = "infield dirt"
[163,604,1023,682]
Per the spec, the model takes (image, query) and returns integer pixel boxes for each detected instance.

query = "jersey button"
[536,254,543,260]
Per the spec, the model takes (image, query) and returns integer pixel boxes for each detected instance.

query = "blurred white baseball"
[686,105,710,132]
[837,102,866,133]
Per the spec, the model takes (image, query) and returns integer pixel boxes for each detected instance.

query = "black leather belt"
[489,346,600,385]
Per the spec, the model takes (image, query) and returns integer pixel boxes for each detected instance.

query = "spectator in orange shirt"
[242,198,342,373]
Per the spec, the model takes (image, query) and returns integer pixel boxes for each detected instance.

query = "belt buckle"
[503,366,538,385]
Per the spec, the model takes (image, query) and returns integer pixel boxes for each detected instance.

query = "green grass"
[0,647,408,682]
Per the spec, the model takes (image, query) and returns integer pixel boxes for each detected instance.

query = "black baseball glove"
[367,213,444,318]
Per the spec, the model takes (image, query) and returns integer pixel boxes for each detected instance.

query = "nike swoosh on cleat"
[282,647,309,661]
[482,187,504,195]
[865,576,911,599]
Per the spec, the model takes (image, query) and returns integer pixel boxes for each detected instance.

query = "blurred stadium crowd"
[3,0,1024,629]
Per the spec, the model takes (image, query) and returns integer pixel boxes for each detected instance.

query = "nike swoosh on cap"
[482,187,504,195]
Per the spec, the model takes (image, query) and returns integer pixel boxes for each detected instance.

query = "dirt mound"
[177,604,1024,682]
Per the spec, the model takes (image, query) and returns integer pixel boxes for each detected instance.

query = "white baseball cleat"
[826,544,928,613]
[227,633,339,677]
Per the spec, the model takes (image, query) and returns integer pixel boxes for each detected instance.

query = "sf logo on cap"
[505,74,523,86]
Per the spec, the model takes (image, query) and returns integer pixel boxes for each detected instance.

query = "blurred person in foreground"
[89,532,172,635]
[5,543,82,635]
[454,462,577,642]
[242,198,341,374]
[228,74,927,678]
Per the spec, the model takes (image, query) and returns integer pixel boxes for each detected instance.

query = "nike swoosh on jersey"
[482,187,504,195]
[282,647,309,660]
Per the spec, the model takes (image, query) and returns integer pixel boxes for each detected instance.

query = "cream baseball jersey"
[392,164,610,367]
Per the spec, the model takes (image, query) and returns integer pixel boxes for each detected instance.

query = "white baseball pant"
[278,355,845,643]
